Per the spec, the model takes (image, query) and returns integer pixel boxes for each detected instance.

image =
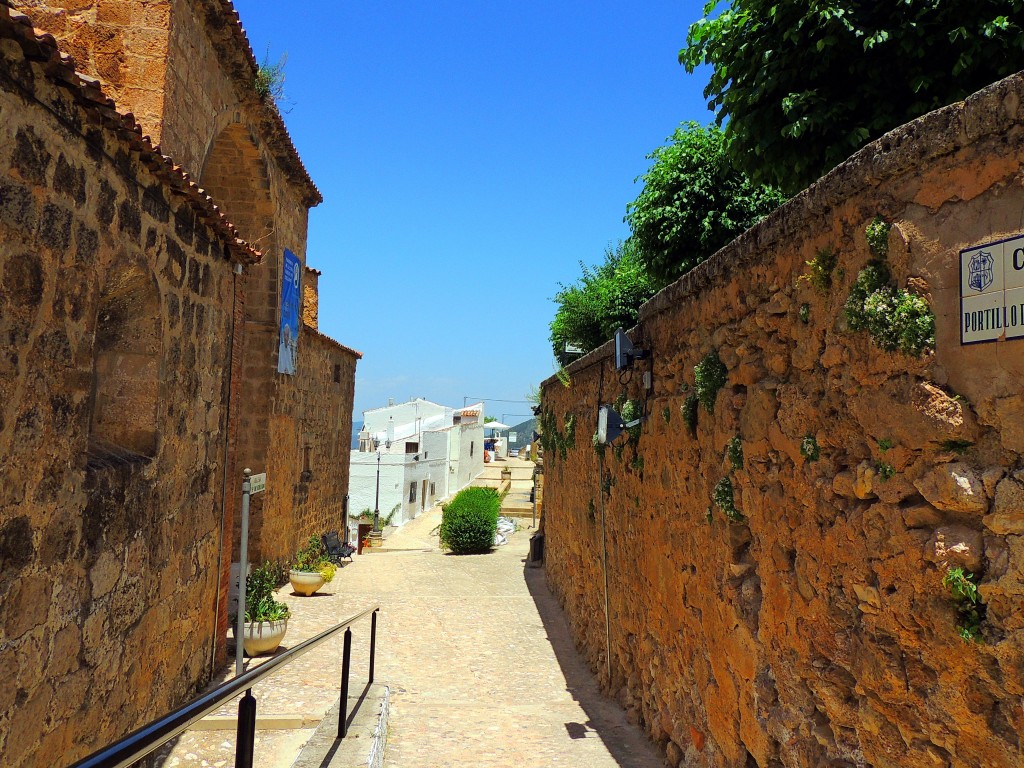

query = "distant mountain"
[507,418,536,450]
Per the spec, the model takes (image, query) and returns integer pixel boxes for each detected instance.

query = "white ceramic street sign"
[249,472,267,495]
[960,235,1024,344]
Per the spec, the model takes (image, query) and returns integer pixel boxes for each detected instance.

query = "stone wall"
[541,74,1024,768]
[0,10,251,764]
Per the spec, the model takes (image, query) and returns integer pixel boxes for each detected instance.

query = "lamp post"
[373,448,382,534]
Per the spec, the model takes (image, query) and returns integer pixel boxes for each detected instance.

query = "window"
[470,441,474,457]
[430,482,435,496]
[405,441,418,454]
[88,263,161,467]
[423,451,428,459]
[333,363,341,383]
[409,482,417,503]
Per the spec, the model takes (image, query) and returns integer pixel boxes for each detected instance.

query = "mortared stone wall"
[541,73,1024,768]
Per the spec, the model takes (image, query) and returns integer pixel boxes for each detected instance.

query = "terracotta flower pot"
[239,618,288,656]
[289,569,326,596]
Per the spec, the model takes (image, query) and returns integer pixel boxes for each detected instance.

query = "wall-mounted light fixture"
[613,328,648,371]
[596,405,642,445]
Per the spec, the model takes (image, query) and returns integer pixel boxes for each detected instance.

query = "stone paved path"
[157,463,663,768]
[345,499,664,768]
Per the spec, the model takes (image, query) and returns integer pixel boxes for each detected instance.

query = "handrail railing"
[68,604,380,768]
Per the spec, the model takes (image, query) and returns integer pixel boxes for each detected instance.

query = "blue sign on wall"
[278,249,301,374]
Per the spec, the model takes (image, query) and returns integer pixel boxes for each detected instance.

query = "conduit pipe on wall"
[210,265,241,678]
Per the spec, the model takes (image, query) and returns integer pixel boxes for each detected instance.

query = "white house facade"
[348,398,485,532]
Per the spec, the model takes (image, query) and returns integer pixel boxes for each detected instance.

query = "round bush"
[439,487,500,554]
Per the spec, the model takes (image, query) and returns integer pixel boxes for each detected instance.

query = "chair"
[322,530,355,564]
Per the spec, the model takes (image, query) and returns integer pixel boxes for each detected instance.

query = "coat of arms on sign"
[968,251,995,292]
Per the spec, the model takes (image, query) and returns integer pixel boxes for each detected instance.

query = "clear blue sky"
[232,0,713,420]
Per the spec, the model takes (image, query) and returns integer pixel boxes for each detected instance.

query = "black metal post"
[373,451,381,533]
[337,628,353,739]
[369,610,377,684]
[235,689,257,768]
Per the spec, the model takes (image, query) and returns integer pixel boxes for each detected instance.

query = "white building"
[348,398,485,531]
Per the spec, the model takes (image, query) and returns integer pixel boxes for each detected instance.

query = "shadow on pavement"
[522,561,664,768]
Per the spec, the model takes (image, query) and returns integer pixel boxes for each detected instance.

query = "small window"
[405,441,418,454]
[430,482,435,496]
[409,482,417,503]
[333,363,341,383]
[423,451,428,459]
[470,441,474,457]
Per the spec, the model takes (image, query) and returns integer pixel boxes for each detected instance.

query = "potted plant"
[235,562,290,656]
[289,535,337,596]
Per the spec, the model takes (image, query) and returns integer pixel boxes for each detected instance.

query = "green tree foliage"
[438,487,500,554]
[681,1,1024,193]
[625,123,785,286]
[549,240,658,363]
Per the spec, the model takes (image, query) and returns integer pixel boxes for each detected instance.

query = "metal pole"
[599,460,611,686]
[373,450,381,533]
[236,468,252,677]
[369,610,377,684]
[235,689,256,768]
[337,628,353,739]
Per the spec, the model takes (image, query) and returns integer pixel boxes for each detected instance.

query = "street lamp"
[373,448,382,534]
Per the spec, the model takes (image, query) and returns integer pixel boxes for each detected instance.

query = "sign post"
[235,469,266,677]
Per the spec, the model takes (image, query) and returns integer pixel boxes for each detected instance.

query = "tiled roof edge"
[190,0,322,207]
[0,2,262,265]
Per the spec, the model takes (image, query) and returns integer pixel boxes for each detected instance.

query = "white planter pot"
[239,618,288,656]
[289,569,326,596]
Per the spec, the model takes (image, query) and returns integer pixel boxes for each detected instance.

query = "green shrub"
[865,217,891,259]
[439,487,500,554]
[662,406,671,424]
[694,351,728,414]
[876,462,895,482]
[798,303,810,324]
[940,439,973,455]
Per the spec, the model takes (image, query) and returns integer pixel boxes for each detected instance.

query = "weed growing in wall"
[802,246,838,293]
[865,216,891,259]
[682,393,699,435]
[943,566,985,643]
[631,455,645,474]
[563,413,576,449]
[726,435,743,469]
[713,476,744,522]
[800,435,820,462]
[613,444,625,461]
[621,399,643,442]
[878,438,893,451]
[876,462,895,482]
[662,406,671,424]
[799,303,810,324]
[845,246,934,357]
[601,473,615,498]
[592,431,605,457]
[694,351,727,414]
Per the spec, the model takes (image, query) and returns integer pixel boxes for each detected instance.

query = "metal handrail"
[68,604,380,768]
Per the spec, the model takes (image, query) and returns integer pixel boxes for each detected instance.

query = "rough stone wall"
[249,328,358,560]
[11,0,172,138]
[541,75,1024,768]
[0,23,243,766]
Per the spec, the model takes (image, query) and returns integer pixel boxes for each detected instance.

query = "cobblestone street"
[346,504,663,768]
